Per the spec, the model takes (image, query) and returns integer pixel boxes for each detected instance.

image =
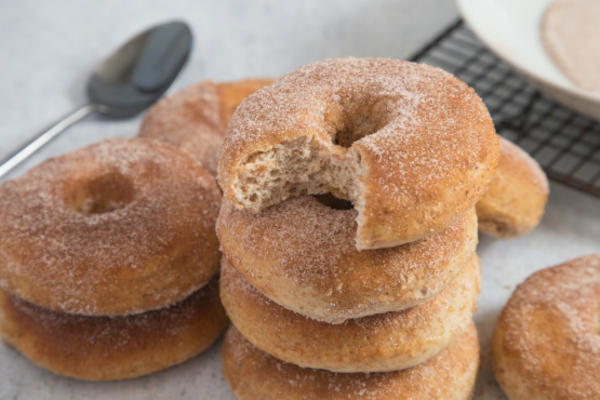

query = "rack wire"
[410,20,600,198]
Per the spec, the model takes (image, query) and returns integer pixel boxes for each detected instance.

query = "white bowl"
[456,0,600,121]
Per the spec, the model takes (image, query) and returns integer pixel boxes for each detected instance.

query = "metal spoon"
[0,20,193,180]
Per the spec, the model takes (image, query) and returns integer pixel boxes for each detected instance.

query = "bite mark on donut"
[230,93,396,215]
[232,135,364,214]
[66,171,135,215]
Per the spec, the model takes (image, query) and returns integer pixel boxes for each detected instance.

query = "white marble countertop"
[0,1,599,399]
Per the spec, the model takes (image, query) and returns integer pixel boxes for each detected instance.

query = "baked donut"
[0,138,221,316]
[216,78,275,129]
[218,58,498,249]
[139,79,273,175]
[0,279,227,381]
[477,136,549,238]
[492,254,600,399]
[220,254,480,372]
[222,323,479,400]
[217,196,478,323]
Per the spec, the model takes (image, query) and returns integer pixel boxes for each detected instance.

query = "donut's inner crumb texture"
[233,136,362,212]
[313,193,353,210]
[66,171,135,215]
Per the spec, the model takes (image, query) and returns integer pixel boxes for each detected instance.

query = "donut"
[217,196,478,323]
[139,79,273,175]
[476,136,549,238]
[220,254,480,372]
[218,57,499,249]
[222,323,479,400]
[0,279,227,381]
[492,254,600,399]
[0,138,221,316]
[216,78,275,129]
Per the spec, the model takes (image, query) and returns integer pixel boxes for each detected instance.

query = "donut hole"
[313,193,353,210]
[334,125,371,148]
[68,171,135,214]
[332,97,391,148]
[333,112,382,148]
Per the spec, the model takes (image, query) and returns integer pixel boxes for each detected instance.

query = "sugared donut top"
[0,138,221,316]
[496,254,600,399]
[219,57,499,249]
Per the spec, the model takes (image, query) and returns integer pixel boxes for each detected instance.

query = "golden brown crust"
[216,78,275,129]
[477,137,549,238]
[139,81,223,175]
[492,254,600,399]
[0,279,227,381]
[0,138,221,316]
[219,58,498,249]
[222,323,479,400]
[220,255,480,372]
[217,196,478,323]
[139,79,273,175]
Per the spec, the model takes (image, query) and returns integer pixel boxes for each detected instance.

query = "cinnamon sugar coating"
[222,323,479,400]
[220,255,480,372]
[477,137,549,238]
[216,78,275,128]
[492,254,600,399]
[0,138,221,316]
[217,196,477,323]
[139,79,273,175]
[218,58,498,249]
[0,279,227,381]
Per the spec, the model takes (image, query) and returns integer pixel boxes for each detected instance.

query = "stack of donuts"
[216,58,500,399]
[0,55,551,390]
[0,139,226,380]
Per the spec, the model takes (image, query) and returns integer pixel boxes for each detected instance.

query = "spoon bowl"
[88,20,192,118]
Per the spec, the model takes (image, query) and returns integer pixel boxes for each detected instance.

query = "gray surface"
[0,1,598,399]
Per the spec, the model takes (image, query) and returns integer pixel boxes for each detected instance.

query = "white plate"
[456,0,600,121]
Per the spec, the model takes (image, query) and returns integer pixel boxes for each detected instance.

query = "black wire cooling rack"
[410,20,600,198]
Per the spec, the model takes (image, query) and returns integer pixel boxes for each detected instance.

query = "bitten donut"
[139,79,273,175]
[476,137,549,238]
[0,279,227,381]
[217,196,477,323]
[220,255,480,372]
[0,138,221,316]
[218,57,498,249]
[492,254,600,399]
[223,323,479,400]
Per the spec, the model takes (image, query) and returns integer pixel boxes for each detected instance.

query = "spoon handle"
[0,104,97,181]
